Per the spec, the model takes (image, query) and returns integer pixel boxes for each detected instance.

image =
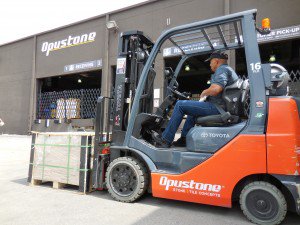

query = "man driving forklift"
[153,51,238,147]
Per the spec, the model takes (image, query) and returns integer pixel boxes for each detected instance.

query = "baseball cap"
[205,51,228,62]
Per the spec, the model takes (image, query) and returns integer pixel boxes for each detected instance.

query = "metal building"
[0,0,300,134]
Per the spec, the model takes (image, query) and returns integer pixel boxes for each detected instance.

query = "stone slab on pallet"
[28,132,94,193]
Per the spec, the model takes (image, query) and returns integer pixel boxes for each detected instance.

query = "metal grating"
[241,69,300,118]
[36,88,101,119]
[169,20,243,55]
[288,70,300,96]
[238,75,250,118]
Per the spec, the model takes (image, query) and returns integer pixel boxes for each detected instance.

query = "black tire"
[105,157,149,203]
[240,181,287,225]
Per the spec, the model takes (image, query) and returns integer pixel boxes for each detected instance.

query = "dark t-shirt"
[207,64,238,106]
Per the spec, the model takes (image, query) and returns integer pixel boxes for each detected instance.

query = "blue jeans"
[162,100,219,144]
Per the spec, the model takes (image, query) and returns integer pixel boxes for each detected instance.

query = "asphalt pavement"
[0,135,299,225]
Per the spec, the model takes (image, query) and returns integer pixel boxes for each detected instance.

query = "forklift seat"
[195,79,249,126]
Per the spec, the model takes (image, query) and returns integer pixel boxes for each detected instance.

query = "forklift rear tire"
[240,181,287,225]
[105,157,149,203]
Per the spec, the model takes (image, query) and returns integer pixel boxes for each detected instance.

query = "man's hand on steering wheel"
[167,86,190,100]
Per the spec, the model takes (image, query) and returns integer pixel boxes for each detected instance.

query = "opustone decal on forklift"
[41,32,96,56]
[159,176,223,197]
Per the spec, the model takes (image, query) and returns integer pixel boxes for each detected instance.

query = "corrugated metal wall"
[0,39,33,134]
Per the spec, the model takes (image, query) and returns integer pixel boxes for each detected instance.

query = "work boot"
[151,132,171,148]
[173,137,186,147]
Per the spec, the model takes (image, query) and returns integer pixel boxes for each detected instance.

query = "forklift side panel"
[186,121,246,152]
[267,97,300,175]
[151,135,266,207]
[129,137,212,174]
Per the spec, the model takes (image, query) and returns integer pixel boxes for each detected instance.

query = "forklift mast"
[92,31,154,189]
[113,31,154,134]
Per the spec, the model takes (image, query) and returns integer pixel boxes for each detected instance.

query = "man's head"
[205,51,228,72]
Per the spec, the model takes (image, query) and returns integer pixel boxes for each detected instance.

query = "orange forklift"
[92,9,300,225]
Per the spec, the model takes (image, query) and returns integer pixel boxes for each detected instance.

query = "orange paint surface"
[267,97,300,175]
[151,135,267,207]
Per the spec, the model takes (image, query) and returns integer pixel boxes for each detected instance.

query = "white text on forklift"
[159,176,222,192]
[41,32,96,56]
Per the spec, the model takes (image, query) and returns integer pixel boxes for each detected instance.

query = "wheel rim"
[245,190,279,221]
[110,163,137,197]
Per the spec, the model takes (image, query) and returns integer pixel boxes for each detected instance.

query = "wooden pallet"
[30,179,66,189]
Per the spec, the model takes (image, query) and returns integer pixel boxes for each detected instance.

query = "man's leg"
[180,101,219,138]
[161,100,187,144]
[162,100,219,144]
[181,115,195,138]
[172,115,194,147]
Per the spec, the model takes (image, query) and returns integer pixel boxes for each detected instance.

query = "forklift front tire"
[240,181,287,225]
[105,157,149,203]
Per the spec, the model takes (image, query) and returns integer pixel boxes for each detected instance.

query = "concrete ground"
[0,135,299,225]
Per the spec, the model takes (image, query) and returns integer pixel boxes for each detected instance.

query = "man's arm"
[200,84,223,98]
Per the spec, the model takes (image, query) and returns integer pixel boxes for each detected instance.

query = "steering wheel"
[167,86,190,100]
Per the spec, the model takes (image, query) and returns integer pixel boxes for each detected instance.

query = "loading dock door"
[36,70,102,120]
